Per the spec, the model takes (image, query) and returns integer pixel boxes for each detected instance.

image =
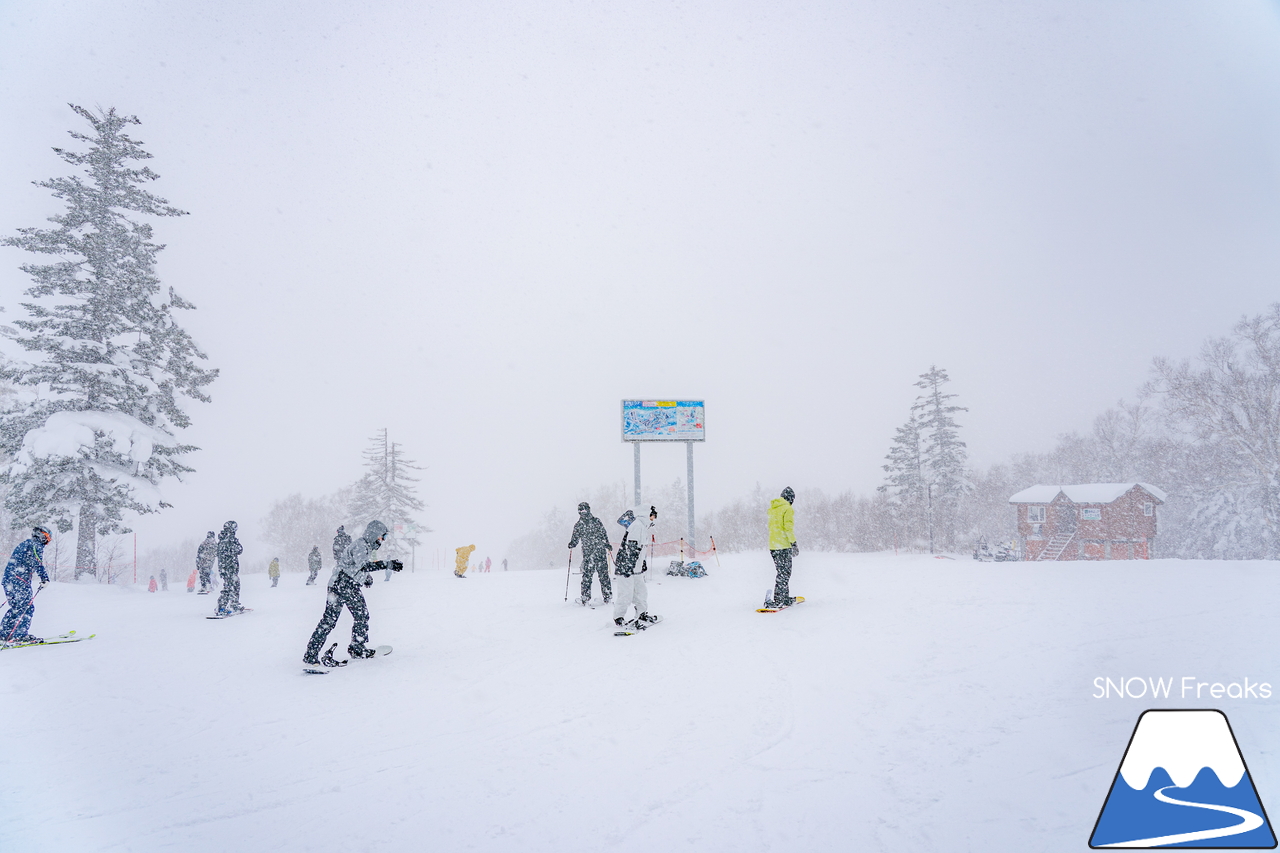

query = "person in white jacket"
[612,506,660,630]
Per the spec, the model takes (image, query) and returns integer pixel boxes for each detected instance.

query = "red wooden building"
[1008,483,1166,561]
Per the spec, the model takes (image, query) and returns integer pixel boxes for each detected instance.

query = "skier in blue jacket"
[2,526,52,644]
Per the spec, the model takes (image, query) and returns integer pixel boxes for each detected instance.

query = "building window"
[1027,506,1046,523]
[1144,502,1154,516]
[1081,508,1102,521]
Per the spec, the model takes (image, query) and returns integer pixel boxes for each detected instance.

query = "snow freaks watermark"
[1089,710,1277,848]
[1093,676,1272,700]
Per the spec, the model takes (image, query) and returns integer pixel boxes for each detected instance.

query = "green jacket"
[768,497,796,551]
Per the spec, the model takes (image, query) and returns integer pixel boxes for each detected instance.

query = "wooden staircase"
[1037,531,1076,561]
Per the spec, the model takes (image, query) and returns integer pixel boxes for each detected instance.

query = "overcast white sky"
[3,1,1280,565]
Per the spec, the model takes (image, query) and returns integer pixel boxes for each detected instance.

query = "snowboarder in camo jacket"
[306,546,322,585]
[568,502,613,604]
[304,520,403,665]
[196,531,216,594]
[215,521,245,616]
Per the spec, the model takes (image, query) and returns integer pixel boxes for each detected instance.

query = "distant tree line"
[517,304,1280,562]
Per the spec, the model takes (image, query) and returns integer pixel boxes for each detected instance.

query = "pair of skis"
[303,642,393,675]
[614,615,663,636]
[1,630,96,650]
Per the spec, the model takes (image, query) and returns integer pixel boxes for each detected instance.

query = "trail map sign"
[621,400,705,442]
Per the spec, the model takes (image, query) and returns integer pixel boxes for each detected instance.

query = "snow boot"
[348,645,376,659]
[320,643,348,667]
[636,612,659,626]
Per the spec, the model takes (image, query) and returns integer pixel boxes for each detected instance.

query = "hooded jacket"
[568,510,612,556]
[331,520,389,586]
[613,507,655,577]
[767,497,796,551]
[217,523,243,574]
[308,547,322,572]
[196,534,216,571]
[3,537,49,587]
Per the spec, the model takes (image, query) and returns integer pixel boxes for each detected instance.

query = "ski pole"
[563,550,573,602]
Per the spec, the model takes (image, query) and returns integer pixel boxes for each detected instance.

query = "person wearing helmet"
[766,487,799,607]
[195,531,216,594]
[568,501,613,605]
[304,520,404,665]
[1,526,52,645]
[214,521,245,616]
[612,506,660,630]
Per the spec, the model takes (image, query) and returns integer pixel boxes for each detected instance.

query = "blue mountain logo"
[1091,709,1276,848]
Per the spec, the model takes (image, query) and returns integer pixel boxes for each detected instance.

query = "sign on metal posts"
[621,400,704,551]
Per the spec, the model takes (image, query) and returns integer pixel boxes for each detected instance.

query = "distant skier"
[160,567,168,591]
[186,569,197,593]
[215,521,245,616]
[306,546,322,585]
[332,526,351,565]
[502,558,508,572]
[612,507,660,631]
[484,556,492,573]
[303,520,403,666]
[765,487,799,607]
[1,527,51,645]
[454,544,475,578]
[568,502,613,604]
[268,557,280,588]
[196,531,216,594]
[148,576,158,593]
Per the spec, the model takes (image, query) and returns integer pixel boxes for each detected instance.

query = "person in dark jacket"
[196,531,216,594]
[1,526,51,644]
[215,521,245,616]
[304,520,403,665]
[332,526,352,565]
[568,502,613,604]
[306,546,322,585]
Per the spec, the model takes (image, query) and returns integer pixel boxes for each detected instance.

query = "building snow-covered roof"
[1008,483,1167,505]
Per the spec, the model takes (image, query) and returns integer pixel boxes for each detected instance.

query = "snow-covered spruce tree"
[878,408,928,549]
[0,105,216,578]
[912,366,970,551]
[346,429,427,560]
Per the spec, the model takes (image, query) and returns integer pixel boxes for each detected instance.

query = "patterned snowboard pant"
[770,548,793,602]
[306,575,369,659]
[1,582,36,640]
[580,551,612,601]
[216,571,241,613]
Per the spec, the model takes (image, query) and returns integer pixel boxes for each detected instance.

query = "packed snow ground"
[3,552,1279,852]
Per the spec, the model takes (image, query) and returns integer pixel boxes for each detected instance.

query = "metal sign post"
[621,399,705,549]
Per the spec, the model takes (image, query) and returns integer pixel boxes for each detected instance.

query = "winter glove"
[363,576,374,588]
[389,560,404,573]
[790,543,799,556]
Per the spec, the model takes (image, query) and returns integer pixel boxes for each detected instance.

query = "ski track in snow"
[3,553,1280,851]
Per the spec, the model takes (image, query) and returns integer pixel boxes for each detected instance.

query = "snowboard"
[206,608,254,620]
[1,630,95,650]
[756,595,805,613]
[614,615,662,636]
[303,644,392,675]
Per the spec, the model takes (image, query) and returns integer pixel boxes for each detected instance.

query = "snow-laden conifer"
[346,429,427,561]
[0,105,216,577]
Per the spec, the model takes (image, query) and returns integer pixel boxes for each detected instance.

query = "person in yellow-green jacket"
[766,486,798,607]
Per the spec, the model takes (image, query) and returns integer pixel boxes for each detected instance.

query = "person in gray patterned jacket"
[304,520,403,665]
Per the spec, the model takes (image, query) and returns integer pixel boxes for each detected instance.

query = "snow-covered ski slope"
[3,553,1278,852]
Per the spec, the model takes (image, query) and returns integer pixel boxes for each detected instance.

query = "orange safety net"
[644,537,719,560]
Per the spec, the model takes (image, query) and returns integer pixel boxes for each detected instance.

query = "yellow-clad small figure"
[454,545,476,578]
[269,557,281,588]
